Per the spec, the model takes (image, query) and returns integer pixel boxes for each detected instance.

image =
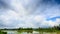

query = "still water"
[2,30,58,34]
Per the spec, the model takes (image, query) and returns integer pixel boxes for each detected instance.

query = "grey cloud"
[0,0,10,9]
[28,0,60,16]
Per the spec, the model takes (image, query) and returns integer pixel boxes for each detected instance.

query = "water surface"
[2,30,58,34]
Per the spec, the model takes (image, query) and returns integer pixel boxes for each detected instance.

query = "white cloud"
[33,15,45,22]
[41,18,60,27]
[0,0,60,28]
[0,10,19,25]
[56,18,60,24]
[46,21,59,27]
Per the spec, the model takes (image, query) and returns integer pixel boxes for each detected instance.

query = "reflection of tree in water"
[18,30,33,34]
[17,28,33,34]
[26,30,33,34]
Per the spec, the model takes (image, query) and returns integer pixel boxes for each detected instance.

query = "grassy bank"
[0,30,7,34]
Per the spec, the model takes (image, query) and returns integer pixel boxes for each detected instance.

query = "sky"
[0,0,60,28]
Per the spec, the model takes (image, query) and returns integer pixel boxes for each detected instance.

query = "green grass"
[0,30,7,34]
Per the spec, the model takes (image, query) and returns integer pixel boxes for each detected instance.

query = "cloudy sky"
[0,0,60,28]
